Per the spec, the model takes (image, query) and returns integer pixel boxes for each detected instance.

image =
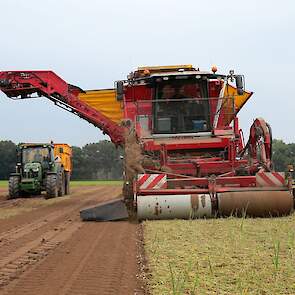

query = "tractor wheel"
[58,169,65,197]
[8,176,20,199]
[45,174,58,199]
[65,171,70,195]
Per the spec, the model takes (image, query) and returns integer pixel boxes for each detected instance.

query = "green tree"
[0,141,17,179]
[272,139,295,171]
[70,141,123,180]
[81,141,123,180]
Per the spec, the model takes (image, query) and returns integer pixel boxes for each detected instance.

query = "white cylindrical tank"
[137,194,212,220]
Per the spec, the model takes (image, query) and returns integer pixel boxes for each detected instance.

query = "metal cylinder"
[218,191,294,217]
[137,194,212,220]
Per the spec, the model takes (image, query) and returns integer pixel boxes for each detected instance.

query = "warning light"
[211,65,218,73]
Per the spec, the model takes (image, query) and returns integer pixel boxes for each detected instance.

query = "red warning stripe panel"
[137,174,167,190]
[256,172,286,187]
[137,174,150,187]
[273,172,285,184]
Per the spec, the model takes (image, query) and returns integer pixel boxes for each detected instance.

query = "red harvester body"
[0,65,293,220]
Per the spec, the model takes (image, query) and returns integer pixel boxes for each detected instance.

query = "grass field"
[144,216,295,295]
[71,180,122,186]
[0,180,122,188]
[0,180,7,187]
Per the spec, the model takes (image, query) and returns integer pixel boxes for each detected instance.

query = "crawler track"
[0,186,143,295]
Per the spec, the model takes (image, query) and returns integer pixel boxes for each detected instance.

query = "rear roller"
[136,191,294,220]
[218,191,294,217]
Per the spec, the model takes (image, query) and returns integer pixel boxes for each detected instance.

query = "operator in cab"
[155,81,208,133]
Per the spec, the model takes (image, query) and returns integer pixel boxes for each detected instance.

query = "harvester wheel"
[65,171,70,195]
[58,170,65,197]
[8,176,20,199]
[45,174,58,199]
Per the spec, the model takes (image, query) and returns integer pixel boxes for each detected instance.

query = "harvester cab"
[123,65,244,137]
[8,143,72,199]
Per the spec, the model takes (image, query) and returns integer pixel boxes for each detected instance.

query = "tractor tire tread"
[8,176,20,199]
[45,174,58,199]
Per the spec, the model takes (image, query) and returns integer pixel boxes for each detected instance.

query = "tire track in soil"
[2,222,141,295]
[0,220,81,288]
[0,186,94,232]
[0,186,108,244]
[0,185,133,294]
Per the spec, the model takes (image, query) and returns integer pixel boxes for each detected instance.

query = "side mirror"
[116,81,124,101]
[235,75,244,95]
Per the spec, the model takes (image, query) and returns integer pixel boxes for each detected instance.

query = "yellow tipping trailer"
[54,144,72,172]
[54,143,72,195]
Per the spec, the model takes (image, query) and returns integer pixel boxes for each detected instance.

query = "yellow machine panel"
[78,89,123,124]
[221,84,253,125]
[224,84,253,114]
[137,65,193,72]
[54,144,72,173]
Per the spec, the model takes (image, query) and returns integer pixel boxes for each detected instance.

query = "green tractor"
[8,143,69,199]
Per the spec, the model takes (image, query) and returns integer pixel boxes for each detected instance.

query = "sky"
[0,0,294,146]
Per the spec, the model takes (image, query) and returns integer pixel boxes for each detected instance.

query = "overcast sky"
[0,0,294,146]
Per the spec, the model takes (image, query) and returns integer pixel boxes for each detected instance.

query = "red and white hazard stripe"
[137,174,167,190]
[256,172,286,187]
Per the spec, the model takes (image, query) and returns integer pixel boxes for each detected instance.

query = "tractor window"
[153,79,211,134]
[22,147,50,164]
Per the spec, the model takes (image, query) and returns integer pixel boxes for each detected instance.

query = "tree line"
[0,140,123,180]
[0,139,294,180]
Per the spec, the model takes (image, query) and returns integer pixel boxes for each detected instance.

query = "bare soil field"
[0,186,144,295]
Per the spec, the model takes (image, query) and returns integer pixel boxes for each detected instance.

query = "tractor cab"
[13,143,55,194]
[19,143,54,173]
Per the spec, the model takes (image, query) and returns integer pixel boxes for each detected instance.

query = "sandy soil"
[0,186,144,295]
[0,188,7,196]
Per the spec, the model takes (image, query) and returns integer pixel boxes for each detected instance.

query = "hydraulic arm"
[0,71,124,145]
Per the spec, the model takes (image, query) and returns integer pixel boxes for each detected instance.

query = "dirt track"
[0,186,143,295]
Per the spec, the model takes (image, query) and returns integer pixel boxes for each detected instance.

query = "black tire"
[8,176,20,199]
[58,169,65,197]
[45,174,58,199]
[65,171,70,195]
